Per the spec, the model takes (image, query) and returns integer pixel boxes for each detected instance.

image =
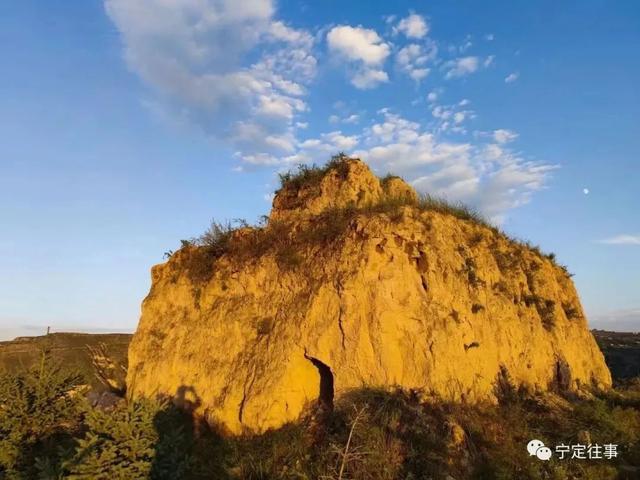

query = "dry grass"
[277,153,351,191]
[417,194,490,227]
[177,156,569,281]
[225,385,640,480]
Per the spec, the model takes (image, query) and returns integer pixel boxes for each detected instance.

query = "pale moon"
[583,188,589,195]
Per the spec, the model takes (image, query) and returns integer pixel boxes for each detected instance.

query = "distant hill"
[593,329,640,380]
[0,332,131,390]
[0,329,637,390]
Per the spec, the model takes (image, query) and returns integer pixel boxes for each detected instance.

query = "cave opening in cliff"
[304,354,334,410]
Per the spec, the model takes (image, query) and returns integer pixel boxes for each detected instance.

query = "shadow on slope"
[2,334,640,479]
[2,368,640,479]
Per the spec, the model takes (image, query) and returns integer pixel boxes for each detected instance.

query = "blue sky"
[0,0,638,340]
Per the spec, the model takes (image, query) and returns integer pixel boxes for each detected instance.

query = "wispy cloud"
[427,89,441,103]
[505,72,520,83]
[290,110,554,223]
[599,234,640,245]
[105,0,316,163]
[493,129,519,144]
[443,56,493,79]
[430,101,476,134]
[329,113,360,125]
[106,2,547,221]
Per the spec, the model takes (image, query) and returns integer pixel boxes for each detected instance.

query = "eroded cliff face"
[127,159,611,434]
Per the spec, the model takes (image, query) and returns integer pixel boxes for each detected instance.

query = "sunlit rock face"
[126,158,611,434]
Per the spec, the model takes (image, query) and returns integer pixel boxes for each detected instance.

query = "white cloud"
[396,44,426,66]
[269,20,313,47]
[460,40,473,52]
[105,0,316,162]
[505,72,520,83]
[351,68,389,89]
[325,131,359,150]
[256,94,306,119]
[107,2,556,221]
[327,25,390,65]
[483,55,495,67]
[443,55,494,79]
[427,90,440,103]
[254,108,553,222]
[343,114,360,124]
[349,111,555,222]
[485,33,495,41]
[297,130,359,153]
[430,101,476,134]
[329,113,360,125]
[447,36,474,55]
[299,138,322,149]
[599,235,640,246]
[396,43,436,82]
[264,133,296,151]
[232,122,298,156]
[395,14,429,39]
[444,56,479,78]
[240,152,281,166]
[432,106,452,120]
[409,68,430,81]
[383,14,397,25]
[453,112,468,124]
[493,129,519,144]
[327,25,391,89]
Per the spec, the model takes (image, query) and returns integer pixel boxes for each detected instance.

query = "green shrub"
[67,400,160,479]
[1,360,639,480]
[0,352,83,479]
[67,399,208,480]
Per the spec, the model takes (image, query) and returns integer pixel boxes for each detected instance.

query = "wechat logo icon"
[527,439,553,461]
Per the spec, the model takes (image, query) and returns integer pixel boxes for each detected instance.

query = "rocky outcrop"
[126,158,611,434]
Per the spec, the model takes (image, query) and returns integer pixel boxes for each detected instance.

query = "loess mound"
[126,157,611,433]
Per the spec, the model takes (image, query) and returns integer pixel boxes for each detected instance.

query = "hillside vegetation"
[1,351,639,479]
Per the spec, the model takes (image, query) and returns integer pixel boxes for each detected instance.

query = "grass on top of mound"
[276,155,490,227]
[176,155,567,282]
[276,153,351,192]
